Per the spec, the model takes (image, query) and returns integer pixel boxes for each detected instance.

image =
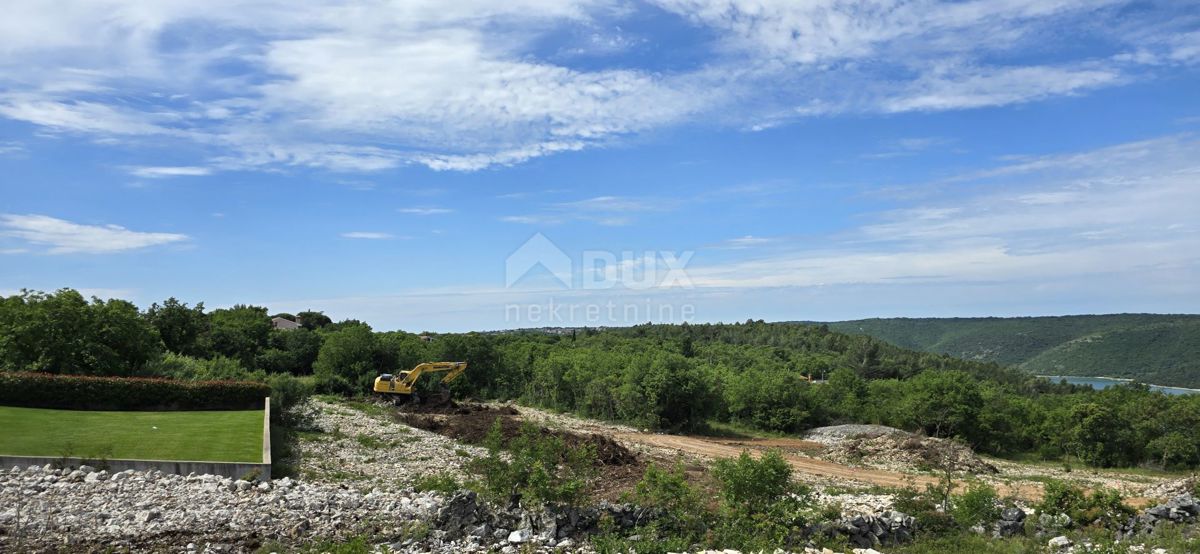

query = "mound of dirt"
[824,433,998,475]
[397,403,636,467]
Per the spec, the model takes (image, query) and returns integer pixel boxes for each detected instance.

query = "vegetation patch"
[0,405,263,462]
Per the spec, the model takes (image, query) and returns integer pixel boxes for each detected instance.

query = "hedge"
[0,372,269,411]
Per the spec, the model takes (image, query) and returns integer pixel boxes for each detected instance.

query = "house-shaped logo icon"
[505,233,572,288]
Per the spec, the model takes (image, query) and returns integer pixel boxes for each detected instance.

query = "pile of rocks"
[1117,494,1200,539]
[992,507,1026,538]
[821,510,916,548]
[821,433,997,474]
[434,490,655,548]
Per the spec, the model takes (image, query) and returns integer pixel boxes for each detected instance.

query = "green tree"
[207,305,271,368]
[296,310,332,330]
[145,297,208,356]
[900,370,982,439]
[313,324,381,390]
[257,328,323,374]
[0,289,161,375]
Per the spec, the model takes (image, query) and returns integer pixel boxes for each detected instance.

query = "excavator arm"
[374,361,468,396]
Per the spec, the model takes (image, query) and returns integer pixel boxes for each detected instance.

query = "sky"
[1,0,1199,332]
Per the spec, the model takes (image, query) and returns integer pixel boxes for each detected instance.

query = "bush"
[1037,479,1088,521]
[893,486,958,536]
[1035,480,1132,528]
[627,464,707,541]
[953,482,1001,527]
[468,419,596,506]
[712,449,794,513]
[268,373,312,426]
[0,371,268,410]
[412,473,462,494]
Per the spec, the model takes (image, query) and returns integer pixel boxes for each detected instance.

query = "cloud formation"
[1,214,188,254]
[0,0,1195,173]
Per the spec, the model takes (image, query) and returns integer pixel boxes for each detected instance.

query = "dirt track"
[616,433,1046,500]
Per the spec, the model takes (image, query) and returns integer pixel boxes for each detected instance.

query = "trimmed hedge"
[0,372,269,411]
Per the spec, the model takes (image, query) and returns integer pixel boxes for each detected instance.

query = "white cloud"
[398,207,454,215]
[341,232,397,240]
[882,64,1122,113]
[127,166,212,178]
[0,0,1193,172]
[711,235,773,249]
[0,214,189,254]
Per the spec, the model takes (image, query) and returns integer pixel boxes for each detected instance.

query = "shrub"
[627,463,707,540]
[267,373,312,426]
[709,449,813,551]
[712,449,794,513]
[0,371,268,410]
[893,486,958,536]
[1037,479,1088,521]
[468,419,596,506]
[952,482,1001,527]
[412,473,462,494]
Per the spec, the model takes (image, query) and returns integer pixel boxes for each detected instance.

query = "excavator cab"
[373,362,467,405]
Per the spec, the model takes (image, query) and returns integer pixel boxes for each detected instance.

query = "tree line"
[2,289,1198,469]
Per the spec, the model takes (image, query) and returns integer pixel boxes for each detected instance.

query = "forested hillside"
[823,315,1200,388]
[4,290,1200,470]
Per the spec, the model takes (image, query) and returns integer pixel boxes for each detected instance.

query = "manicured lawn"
[0,406,263,463]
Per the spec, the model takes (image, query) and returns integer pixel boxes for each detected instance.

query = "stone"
[78,465,96,474]
[507,529,533,543]
[235,480,252,492]
[1047,535,1072,550]
[1001,507,1026,522]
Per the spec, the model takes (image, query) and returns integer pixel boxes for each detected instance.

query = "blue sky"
[1,0,1199,331]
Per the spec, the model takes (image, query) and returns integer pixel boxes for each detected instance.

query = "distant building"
[272,317,301,330]
[419,335,434,342]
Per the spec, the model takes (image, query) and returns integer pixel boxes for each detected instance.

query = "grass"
[0,405,263,463]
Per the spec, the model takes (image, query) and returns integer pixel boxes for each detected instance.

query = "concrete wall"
[1,397,273,480]
[0,455,270,480]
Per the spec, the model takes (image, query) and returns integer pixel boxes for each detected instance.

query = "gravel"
[296,399,488,487]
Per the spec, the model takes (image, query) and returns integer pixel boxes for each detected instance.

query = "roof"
[272,317,301,330]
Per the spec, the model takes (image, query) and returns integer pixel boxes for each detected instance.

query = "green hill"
[823,314,1200,388]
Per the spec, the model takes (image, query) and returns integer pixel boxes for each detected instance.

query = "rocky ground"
[3,398,1196,553]
[294,399,488,487]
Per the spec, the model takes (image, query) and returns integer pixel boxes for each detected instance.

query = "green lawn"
[0,406,263,463]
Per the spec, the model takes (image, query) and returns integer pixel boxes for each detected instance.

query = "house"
[272,317,301,330]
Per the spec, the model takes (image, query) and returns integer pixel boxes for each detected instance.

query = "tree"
[900,370,983,439]
[207,305,272,368]
[313,324,381,390]
[257,328,323,374]
[297,310,332,330]
[0,289,161,376]
[145,298,208,356]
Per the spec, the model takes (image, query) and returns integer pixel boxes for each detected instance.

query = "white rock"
[1048,536,1072,550]
[507,529,533,543]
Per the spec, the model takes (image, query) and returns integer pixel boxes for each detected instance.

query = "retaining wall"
[0,397,272,480]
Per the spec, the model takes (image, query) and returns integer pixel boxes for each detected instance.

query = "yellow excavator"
[373,361,468,404]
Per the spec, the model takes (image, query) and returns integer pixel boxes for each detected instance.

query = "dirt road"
[616,432,1047,500]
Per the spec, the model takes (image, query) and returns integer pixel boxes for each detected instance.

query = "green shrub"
[468,420,596,506]
[627,463,707,541]
[412,473,462,494]
[952,482,1001,527]
[0,371,268,410]
[893,486,958,536]
[1036,479,1088,521]
[268,373,312,426]
[712,449,794,513]
[1035,480,1131,528]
